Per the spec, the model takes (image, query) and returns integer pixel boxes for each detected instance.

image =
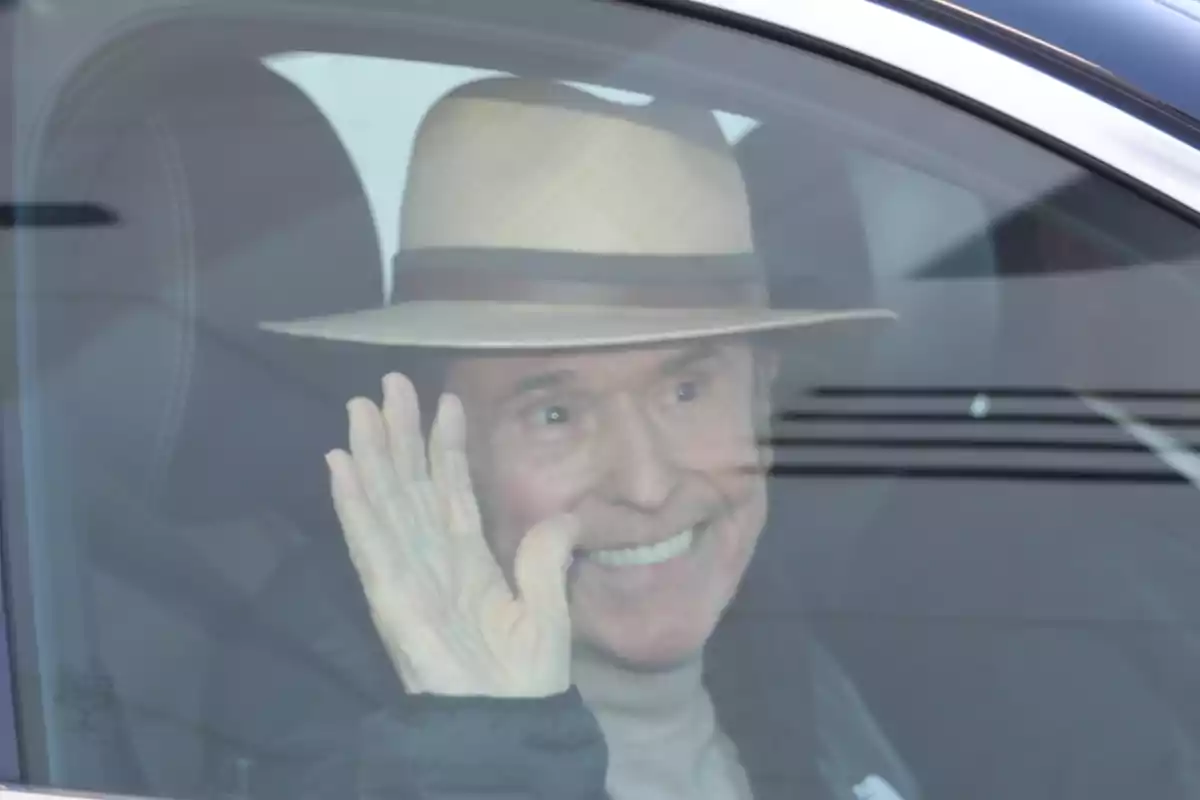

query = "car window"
[6,1,1200,800]
[1159,0,1200,21]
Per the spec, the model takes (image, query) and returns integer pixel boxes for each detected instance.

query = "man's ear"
[755,347,781,390]
[753,347,781,469]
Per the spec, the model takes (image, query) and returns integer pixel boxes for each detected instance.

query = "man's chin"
[573,616,716,672]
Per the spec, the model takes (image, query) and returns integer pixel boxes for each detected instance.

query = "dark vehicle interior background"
[17,36,398,797]
[8,4,1200,799]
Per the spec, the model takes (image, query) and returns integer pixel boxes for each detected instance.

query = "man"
[209,76,911,800]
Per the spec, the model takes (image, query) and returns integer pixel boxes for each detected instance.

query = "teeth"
[586,528,695,567]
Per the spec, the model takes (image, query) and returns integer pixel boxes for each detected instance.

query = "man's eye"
[538,404,571,425]
[675,379,701,403]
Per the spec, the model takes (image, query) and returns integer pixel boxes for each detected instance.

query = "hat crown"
[398,77,755,257]
[257,77,894,351]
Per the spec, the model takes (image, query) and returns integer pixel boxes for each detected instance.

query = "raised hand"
[325,373,581,698]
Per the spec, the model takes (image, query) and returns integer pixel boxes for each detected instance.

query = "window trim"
[0,3,27,786]
[672,0,1200,222]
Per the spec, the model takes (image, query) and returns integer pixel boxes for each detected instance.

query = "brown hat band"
[391,249,768,308]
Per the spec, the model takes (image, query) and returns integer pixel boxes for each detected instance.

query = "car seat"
[21,41,389,797]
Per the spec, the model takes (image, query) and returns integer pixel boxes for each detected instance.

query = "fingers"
[327,448,384,588]
[513,514,580,622]
[382,372,427,481]
[429,394,482,537]
[428,393,468,483]
[347,396,397,509]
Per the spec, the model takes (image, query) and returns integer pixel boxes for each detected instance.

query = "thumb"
[513,513,581,619]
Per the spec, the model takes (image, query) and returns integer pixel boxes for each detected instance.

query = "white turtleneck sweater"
[572,648,755,800]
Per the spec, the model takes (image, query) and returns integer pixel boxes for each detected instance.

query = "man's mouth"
[581,521,710,568]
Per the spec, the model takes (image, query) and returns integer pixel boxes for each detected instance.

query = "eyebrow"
[659,341,721,375]
[504,370,577,403]
[500,342,724,404]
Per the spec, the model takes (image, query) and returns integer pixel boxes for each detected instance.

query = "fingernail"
[347,396,373,414]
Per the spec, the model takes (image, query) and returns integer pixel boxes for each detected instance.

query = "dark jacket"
[200,526,920,800]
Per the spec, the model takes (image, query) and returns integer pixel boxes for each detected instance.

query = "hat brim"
[259,301,895,350]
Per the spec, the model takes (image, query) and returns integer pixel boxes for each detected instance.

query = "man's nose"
[597,395,676,510]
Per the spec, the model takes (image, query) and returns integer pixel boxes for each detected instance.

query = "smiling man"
[445,339,769,670]
[226,76,914,800]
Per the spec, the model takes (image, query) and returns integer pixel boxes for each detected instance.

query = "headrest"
[29,53,386,522]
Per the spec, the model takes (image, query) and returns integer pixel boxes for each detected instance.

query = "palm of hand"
[326,374,580,698]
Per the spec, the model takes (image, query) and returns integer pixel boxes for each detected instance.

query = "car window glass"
[7,2,1200,800]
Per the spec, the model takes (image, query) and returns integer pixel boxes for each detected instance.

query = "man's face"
[444,339,772,669]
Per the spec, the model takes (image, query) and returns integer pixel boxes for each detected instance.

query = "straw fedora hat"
[260,77,893,349]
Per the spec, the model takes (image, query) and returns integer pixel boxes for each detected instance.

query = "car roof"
[874,0,1200,140]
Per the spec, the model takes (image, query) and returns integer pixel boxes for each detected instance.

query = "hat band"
[392,249,768,308]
